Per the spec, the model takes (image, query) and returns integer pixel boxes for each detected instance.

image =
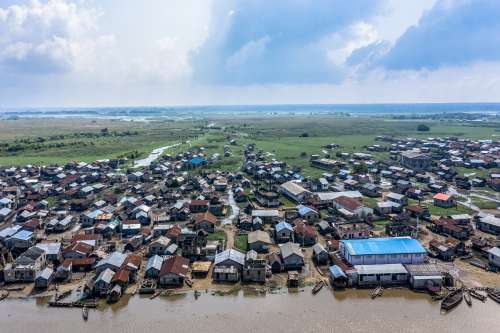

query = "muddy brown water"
[1,288,499,333]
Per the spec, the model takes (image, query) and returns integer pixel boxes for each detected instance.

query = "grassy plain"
[1,115,499,172]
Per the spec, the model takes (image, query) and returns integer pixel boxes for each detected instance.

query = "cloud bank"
[1,0,500,106]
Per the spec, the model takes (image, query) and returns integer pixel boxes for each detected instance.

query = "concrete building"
[280,181,310,203]
[400,150,431,171]
[340,237,427,266]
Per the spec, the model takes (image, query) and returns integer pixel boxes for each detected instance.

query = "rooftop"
[341,237,426,256]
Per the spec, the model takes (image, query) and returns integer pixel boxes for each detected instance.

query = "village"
[1,132,500,315]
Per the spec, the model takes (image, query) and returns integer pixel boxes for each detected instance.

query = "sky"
[1,0,500,107]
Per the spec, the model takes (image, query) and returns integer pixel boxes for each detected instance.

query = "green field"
[1,115,499,171]
[234,234,248,252]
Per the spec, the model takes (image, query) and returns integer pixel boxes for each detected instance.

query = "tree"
[353,162,368,174]
[417,124,430,132]
[299,132,309,137]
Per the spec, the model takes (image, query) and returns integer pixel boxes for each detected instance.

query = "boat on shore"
[487,289,500,304]
[441,289,463,311]
[464,290,472,306]
[371,285,383,299]
[469,289,487,302]
[312,281,324,295]
[0,290,9,301]
[82,306,89,321]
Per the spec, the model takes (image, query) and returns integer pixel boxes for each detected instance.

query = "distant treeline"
[390,112,499,121]
[0,129,139,155]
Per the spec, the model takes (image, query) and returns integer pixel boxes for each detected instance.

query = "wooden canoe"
[464,290,472,306]
[470,289,487,302]
[312,281,324,295]
[487,289,500,304]
[441,289,463,311]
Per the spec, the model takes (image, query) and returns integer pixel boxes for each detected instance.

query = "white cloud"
[0,0,103,73]
[325,22,380,66]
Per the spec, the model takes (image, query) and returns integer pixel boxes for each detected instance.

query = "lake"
[1,288,499,333]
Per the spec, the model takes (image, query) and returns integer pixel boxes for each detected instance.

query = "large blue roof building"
[340,237,427,265]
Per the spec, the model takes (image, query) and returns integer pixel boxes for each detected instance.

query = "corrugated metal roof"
[342,237,426,256]
[355,264,408,275]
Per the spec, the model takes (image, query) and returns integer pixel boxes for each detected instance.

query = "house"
[296,205,319,224]
[0,207,13,223]
[190,200,209,213]
[158,255,190,287]
[352,264,408,287]
[312,243,329,265]
[487,247,500,269]
[275,221,294,243]
[279,242,304,270]
[95,251,127,274]
[35,242,62,263]
[34,267,54,289]
[294,220,317,246]
[268,252,283,273]
[191,261,212,278]
[3,247,46,282]
[251,209,280,224]
[360,183,380,197]
[375,201,400,215]
[148,236,172,256]
[311,191,362,208]
[192,212,217,233]
[334,196,373,220]
[6,230,35,251]
[400,150,431,171]
[213,249,245,282]
[476,215,500,235]
[433,193,455,208]
[144,254,163,279]
[317,220,333,235]
[405,205,431,221]
[405,264,443,291]
[428,239,456,261]
[242,250,266,283]
[334,222,371,239]
[385,192,407,206]
[432,218,470,240]
[280,181,310,203]
[254,188,280,207]
[340,237,427,265]
[63,242,93,259]
[329,265,348,289]
[94,268,115,295]
[248,230,273,252]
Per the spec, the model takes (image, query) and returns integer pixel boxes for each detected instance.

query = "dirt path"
[224,225,235,249]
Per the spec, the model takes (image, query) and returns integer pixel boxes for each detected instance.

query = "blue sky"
[1,0,499,107]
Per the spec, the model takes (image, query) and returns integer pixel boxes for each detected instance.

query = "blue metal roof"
[329,265,347,279]
[11,230,34,241]
[276,221,293,232]
[341,237,426,256]
[189,157,206,166]
[297,205,316,216]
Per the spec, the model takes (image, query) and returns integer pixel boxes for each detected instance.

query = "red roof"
[159,255,189,278]
[111,269,130,283]
[294,220,316,237]
[63,242,93,256]
[193,211,217,225]
[123,254,142,270]
[166,224,182,238]
[64,258,96,266]
[334,196,363,211]
[433,193,451,201]
[190,200,209,206]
